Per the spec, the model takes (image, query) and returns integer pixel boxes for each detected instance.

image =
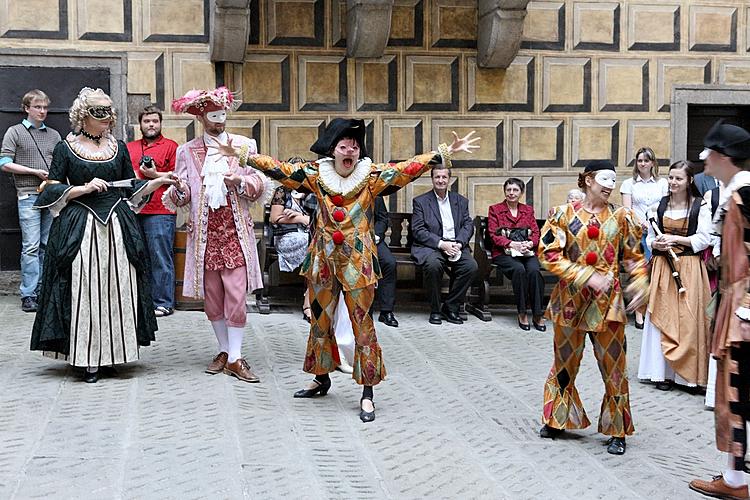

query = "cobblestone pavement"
[0,293,722,500]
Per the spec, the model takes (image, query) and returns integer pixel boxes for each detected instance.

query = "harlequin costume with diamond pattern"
[243,139,443,386]
[538,199,648,437]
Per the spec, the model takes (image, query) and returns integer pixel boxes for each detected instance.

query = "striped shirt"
[0,121,61,195]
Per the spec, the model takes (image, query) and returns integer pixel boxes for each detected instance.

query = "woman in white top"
[620,147,668,328]
[637,161,712,391]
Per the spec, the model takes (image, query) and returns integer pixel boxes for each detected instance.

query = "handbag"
[496,227,534,257]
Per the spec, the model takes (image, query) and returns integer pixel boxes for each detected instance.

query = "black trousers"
[421,250,478,314]
[375,241,396,312]
[492,254,545,316]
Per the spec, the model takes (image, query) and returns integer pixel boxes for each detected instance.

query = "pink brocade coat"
[166,134,268,298]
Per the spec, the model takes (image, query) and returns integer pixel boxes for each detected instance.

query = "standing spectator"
[0,89,61,312]
[620,146,668,329]
[374,196,399,327]
[488,178,545,331]
[165,87,270,384]
[127,106,178,317]
[637,161,711,391]
[694,170,719,196]
[689,122,750,499]
[411,165,478,325]
[29,87,176,383]
[538,160,649,455]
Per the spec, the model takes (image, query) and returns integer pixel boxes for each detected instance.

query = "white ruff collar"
[317,157,372,197]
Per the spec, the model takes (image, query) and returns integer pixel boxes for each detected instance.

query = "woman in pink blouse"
[488,178,545,331]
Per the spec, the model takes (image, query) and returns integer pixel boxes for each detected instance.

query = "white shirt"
[435,191,455,240]
[620,176,668,225]
[645,202,712,253]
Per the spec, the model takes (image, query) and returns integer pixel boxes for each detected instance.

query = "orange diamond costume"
[241,119,447,386]
[538,161,648,439]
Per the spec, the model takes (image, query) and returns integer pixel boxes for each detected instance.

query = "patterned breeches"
[542,321,634,437]
[715,343,750,470]
[303,280,386,386]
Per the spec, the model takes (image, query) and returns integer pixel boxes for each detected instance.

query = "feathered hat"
[171,86,240,116]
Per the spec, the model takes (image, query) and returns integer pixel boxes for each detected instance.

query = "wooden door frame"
[0,49,128,139]
[672,84,750,162]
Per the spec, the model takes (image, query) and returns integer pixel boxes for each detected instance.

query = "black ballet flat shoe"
[634,320,644,330]
[293,378,331,398]
[606,436,626,455]
[532,322,546,332]
[655,381,673,391]
[82,370,98,384]
[518,320,531,331]
[359,397,376,423]
[539,424,564,439]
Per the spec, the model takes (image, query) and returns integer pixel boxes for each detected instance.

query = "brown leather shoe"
[689,475,749,500]
[205,352,228,374]
[224,358,260,383]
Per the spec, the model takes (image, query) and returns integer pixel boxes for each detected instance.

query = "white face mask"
[206,110,226,124]
[594,170,617,190]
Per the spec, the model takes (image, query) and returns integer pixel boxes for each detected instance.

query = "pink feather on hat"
[171,86,240,115]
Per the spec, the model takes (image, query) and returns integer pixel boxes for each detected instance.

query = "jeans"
[139,214,176,309]
[18,194,52,298]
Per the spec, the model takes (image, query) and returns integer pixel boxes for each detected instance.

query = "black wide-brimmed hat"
[310,118,368,159]
[700,121,750,161]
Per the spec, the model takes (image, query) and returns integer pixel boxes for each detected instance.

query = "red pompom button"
[330,194,344,206]
[332,230,345,245]
[585,251,598,266]
[587,225,600,239]
[332,209,346,222]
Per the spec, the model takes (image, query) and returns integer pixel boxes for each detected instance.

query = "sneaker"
[154,306,174,317]
[689,475,749,500]
[21,296,37,313]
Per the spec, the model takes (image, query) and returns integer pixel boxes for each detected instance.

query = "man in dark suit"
[411,165,478,325]
[374,196,398,327]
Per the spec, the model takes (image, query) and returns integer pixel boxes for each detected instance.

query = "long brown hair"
[668,160,701,201]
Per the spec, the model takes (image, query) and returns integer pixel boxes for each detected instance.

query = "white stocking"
[227,326,244,363]
[211,319,229,353]
[724,454,746,486]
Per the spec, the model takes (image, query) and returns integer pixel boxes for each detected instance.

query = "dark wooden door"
[0,66,109,270]
[687,104,750,173]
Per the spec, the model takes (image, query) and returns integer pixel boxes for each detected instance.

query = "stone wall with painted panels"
[3,0,750,220]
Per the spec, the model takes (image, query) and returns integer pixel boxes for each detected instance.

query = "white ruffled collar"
[317,157,372,197]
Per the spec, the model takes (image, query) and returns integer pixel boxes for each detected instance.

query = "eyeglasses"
[87,105,113,120]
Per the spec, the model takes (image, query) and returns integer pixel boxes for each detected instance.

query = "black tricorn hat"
[310,118,368,159]
[583,159,616,173]
[701,120,750,161]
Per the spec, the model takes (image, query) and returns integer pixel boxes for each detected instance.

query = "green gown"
[30,136,157,366]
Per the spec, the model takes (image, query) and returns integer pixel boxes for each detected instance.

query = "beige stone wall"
[3,0,750,220]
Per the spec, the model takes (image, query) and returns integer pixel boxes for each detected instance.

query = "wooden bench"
[256,209,472,320]
[467,215,557,321]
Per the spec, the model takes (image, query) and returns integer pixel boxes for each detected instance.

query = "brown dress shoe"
[689,475,749,500]
[205,352,228,374]
[224,358,260,383]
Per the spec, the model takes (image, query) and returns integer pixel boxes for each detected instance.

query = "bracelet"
[437,143,452,168]
[238,144,250,167]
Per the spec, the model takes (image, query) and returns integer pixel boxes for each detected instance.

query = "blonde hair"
[68,87,117,133]
[632,146,659,180]
[22,89,49,110]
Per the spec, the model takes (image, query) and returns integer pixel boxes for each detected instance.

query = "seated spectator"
[488,178,545,331]
[411,163,478,325]
[374,196,398,327]
[567,188,585,203]
[270,160,316,321]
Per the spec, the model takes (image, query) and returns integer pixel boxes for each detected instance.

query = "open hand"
[223,172,242,187]
[207,136,238,158]
[447,130,481,155]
